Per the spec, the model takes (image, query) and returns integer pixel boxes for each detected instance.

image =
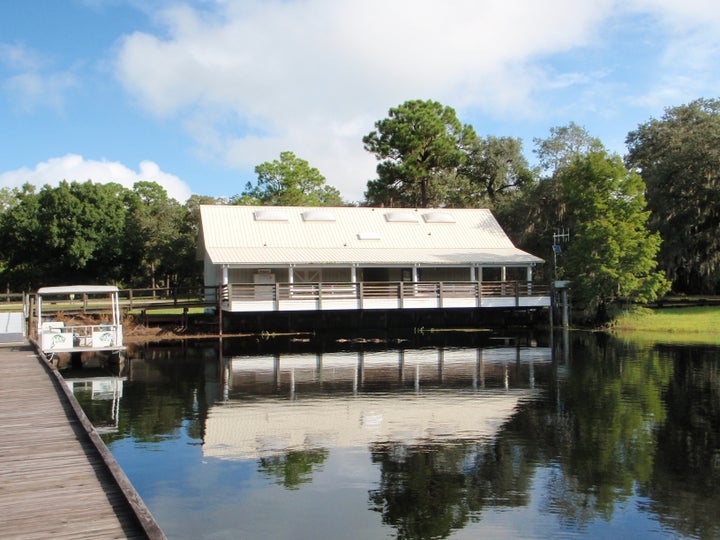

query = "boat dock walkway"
[0,342,166,539]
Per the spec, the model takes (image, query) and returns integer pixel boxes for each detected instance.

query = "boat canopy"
[37,285,120,295]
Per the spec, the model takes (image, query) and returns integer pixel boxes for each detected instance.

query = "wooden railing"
[225,281,551,312]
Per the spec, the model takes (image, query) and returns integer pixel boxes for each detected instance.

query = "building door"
[293,269,321,283]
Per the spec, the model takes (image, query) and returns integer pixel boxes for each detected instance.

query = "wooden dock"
[0,342,166,539]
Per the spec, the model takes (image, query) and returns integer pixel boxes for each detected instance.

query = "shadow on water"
[62,329,720,540]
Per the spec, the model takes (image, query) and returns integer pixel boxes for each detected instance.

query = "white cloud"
[0,42,43,71]
[0,154,192,202]
[5,71,78,112]
[113,0,720,201]
[1,41,78,112]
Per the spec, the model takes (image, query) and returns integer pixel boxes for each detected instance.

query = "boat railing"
[40,321,122,351]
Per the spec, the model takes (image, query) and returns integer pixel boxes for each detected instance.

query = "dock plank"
[0,342,164,539]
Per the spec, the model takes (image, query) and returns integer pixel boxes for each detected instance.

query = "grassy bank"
[610,306,720,345]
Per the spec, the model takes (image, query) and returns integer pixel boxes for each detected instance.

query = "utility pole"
[552,228,570,282]
[552,229,570,327]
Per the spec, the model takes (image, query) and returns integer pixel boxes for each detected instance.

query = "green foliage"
[363,99,476,207]
[0,180,200,290]
[124,181,198,289]
[496,123,669,321]
[626,98,720,294]
[495,124,604,283]
[0,184,41,288]
[559,152,669,320]
[0,181,130,287]
[534,121,604,172]
[463,135,534,203]
[233,151,345,206]
[0,186,20,213]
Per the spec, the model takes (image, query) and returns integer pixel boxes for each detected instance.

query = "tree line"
[1,97,718,321]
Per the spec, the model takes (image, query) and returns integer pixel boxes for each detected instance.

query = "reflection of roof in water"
[203,390,535,459]
[207,346,549,461]
[204,390,535,461]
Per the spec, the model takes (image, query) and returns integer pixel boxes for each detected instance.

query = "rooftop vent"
[384,211,418,223]
[422,212,456,223]
[302,210,336,221]
[254,209,289,222]
[357,231,381,240]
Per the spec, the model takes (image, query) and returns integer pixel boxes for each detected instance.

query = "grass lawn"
[611,306,720,345]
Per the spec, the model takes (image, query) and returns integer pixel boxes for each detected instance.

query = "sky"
[1,0,719,204]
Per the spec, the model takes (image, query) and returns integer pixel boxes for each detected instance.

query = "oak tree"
[626,98,720,293]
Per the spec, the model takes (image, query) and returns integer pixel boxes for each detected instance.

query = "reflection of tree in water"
[641,345,720,539]
[369,436,542,539]
[258,448,329,490]
[369,443,472,539]
[367,333,684,538]
[540,333,672,524]
[102,344,220,444]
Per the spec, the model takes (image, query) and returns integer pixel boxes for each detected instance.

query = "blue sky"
[1,0,719,204]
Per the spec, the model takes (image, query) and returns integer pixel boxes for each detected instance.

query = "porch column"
[470,266,476,281]
[351,266,358,305]
[526,265,533,294]
[221,265,229,303]
[501,266,507,281]
[412,266,419,282]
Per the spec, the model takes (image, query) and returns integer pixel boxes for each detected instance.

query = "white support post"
[221,265,229,304]
[527,266,533,294]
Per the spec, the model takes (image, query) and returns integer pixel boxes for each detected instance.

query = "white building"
[199,205,549,314]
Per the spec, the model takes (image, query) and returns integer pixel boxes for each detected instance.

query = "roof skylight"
[357,231,381,240]
[254,209,289,221]
[384,211,418,223]
[422,212,456,223]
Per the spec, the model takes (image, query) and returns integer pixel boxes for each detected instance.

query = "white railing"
[224,281,551,312]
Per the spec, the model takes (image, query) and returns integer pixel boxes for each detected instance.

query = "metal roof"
[200,205,543,266]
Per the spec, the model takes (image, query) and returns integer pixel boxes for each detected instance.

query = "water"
[66,331,720,539]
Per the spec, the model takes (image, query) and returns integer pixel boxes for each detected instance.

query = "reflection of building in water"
[205,347,550,461]
[225,347,551,395]
[64,375,124,434]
